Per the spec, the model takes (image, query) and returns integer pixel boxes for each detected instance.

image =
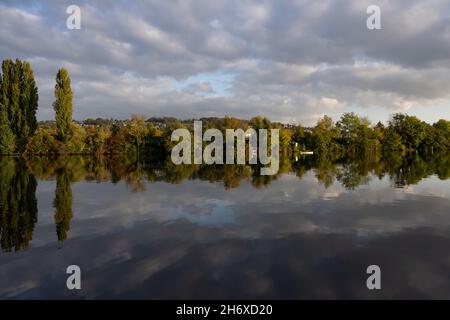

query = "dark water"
[0,154,449,299]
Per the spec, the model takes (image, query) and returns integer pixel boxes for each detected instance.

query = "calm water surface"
[0,154,449,299]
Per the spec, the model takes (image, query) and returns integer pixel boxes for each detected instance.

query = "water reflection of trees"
[0,152,448,252]
[54,168,73,242]
[22,151,450,191]
[299,152,449,190]
[0,158,37,252]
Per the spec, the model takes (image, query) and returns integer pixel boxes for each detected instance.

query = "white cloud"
[1,0,450,125]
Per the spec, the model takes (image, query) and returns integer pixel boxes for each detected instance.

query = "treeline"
[22,112,450,157]
[293,112,450,155]
[0,59,449,156]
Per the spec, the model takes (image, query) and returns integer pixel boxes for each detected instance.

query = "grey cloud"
[1,0,450,124]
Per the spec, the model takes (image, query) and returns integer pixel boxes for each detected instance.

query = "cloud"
[1,0,450,125]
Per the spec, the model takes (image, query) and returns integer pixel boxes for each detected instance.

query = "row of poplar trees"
[0,59,73,153]
[0,59,38,153]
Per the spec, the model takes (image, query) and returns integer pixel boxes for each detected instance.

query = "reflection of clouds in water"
[2,224,450,299]
[2,167,448,298]
[28,170,450,250]
[406,175,450,198]
[0,281,39,299]
[172,199,235,226]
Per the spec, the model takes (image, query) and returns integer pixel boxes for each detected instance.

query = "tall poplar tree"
[0,103,15,154]
[0,60,12,121]
[0,59,38,147]
[0,61,16,153]
[53,68,73,141]
[20,61,39,137]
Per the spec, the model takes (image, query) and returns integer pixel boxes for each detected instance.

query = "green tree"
[53,68,74,142]
[313,115,339,153]
[432,119,450,151]
[10,61,21,137]
[389,114,427,150]
[337,112,377,153]
[279,128,293,152]
[20,61,39,137]
[373,121,385,143]
[249,116,272,130]
[337,112,364,142]
[382,127,404,151]
[0,59,38,149]
[0,60,12,117]
[0,102,15,154]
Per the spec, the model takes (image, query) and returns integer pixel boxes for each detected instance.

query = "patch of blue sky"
[123,70,139,77]
[4,1,44,14]
[173,70,236,97]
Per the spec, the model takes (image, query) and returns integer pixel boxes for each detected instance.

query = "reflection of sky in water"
[0,170,449,299]
[172,199,235,226]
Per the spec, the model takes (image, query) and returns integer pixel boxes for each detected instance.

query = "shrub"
[84,126,110,154]
[25,127,59,155]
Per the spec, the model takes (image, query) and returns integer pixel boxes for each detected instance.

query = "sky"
[1,0,450,126]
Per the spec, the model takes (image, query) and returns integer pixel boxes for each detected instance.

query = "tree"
[359,124,380,154]
[389,113,427,150]
[279,128,293,152]
[53,68,74,141]
[313,115,339,153]
[0,60,12,126]
[10,61,21,137]
[373,121,385,143]
[382,127,404,151]
[249,116,272,130]
[432,119,450,151]
[222,116,243,130]
[0,59,38,147]
[337,112,376,153]
[24,127,57,155]
[20,61,39,137]
[85,126,110,154]
[337,112,364,141]
[0,103,15,154]
[127,114,149,152]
